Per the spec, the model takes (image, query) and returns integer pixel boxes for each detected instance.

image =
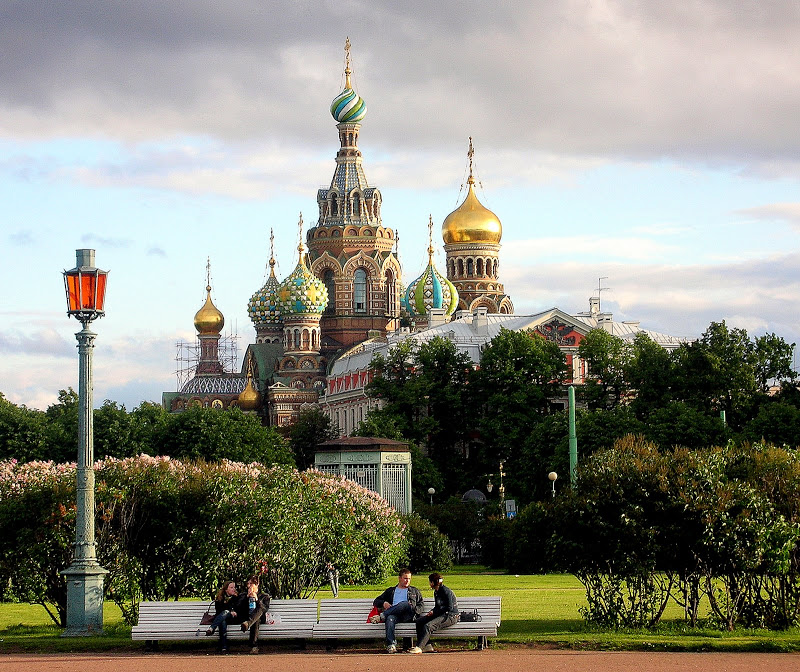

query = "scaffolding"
[174,332,240,391]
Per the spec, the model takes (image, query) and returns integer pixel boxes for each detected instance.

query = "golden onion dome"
[237,377,261,410]
[442,176,502,245]
[194,285,225,335]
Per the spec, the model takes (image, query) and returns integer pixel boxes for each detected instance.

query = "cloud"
[505,251,800,342]
[0,328,74,357]
[9,229,34,245]
[1,1,799,170]
[737,202,800,228]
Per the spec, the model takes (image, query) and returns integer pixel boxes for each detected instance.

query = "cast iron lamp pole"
[61,249,109,636]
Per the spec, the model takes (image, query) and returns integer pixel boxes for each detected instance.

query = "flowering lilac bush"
[0,456,406,625]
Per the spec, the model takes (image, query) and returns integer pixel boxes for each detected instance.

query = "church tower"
[442,138,514,314]
[306,38,402,355]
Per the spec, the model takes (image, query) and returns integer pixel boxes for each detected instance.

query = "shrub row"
[0,456,406,626]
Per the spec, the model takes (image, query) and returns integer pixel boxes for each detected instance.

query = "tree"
[626,332,675,418]
[578,329,629,409]
[751,333,796,394]
[366,337,474,495]
[672,321,756,426]
[472,328,567,497]
[287,407,338,470]
[0,396,48,462]
[153,406,294,465]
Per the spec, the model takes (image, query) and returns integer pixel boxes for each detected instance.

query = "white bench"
[131,598,318,648]
[313,596,501,650]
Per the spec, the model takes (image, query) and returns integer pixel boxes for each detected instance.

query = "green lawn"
[2,569,800,653]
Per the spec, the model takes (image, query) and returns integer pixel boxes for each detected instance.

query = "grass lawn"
[2,568,800,653]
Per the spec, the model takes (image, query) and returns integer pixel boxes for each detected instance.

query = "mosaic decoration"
[277,259,328,316]
[248,271,282,325]
[535,319,577,346]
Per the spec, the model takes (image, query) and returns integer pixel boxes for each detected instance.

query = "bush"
[478,516,513,569]
[0,457,406,626]
[397,514,452,573]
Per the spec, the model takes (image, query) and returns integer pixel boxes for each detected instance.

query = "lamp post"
[61,249,109,636]
[548,471,558,498]
[427,487,435,506]
[498,461,506,508]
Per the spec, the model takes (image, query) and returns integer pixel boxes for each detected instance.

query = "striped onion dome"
[406,219,459,317]
[330,39,366,123]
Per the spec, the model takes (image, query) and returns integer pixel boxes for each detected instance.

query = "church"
[162,41,684,430]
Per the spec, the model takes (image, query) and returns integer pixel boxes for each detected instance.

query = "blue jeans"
[382,601,414,646]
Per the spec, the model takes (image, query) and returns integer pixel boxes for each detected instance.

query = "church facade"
[162,41,683,429]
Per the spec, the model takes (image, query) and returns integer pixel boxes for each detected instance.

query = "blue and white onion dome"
[405,256,459,317]
[277,246,328,316]
[248,258,282,326]
[330,53,366,124]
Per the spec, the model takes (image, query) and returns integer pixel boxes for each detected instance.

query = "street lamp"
[498,461,506,507]
[61,249,109,636]
[548,471,558,498]
[427,487,435,506]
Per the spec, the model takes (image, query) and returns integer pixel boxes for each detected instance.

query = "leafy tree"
[644,402,730,450]
[752,333,796,393]
[472,328,567,496]
[742,402,800,447]
[626,332,675,418]
[578,329,629,409]
[672,321,756,427]
[153,406,294,465]
[286,407,339,470]
[0,396,48,461]
[43,388,80,463]
[366,337,474,495]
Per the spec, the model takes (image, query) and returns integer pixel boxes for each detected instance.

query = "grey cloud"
[1,1,799,168]
[736,203,800,227]
[506,251,800,343]
[0,329,74,357]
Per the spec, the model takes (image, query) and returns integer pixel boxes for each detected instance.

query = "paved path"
[2,651,800,672]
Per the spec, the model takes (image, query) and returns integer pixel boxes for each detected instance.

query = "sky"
[2,0,800,411]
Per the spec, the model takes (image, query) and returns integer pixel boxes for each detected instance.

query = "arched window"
[457,259,464,277]
[322,269,335,316]
[467,258,474,276]
[354,268,368,313]
[477,258,484,276]
[385,270,397,317]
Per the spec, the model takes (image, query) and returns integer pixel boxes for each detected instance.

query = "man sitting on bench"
[369,568,425,653]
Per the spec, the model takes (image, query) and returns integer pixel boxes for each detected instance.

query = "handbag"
[366,606,380,623]
[199,602,215,626]
[459,609,481,622]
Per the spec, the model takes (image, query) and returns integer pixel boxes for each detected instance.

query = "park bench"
[131,598,318,648]
[312,596,501,650]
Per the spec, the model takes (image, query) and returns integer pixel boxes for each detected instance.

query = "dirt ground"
[3,651,800,672]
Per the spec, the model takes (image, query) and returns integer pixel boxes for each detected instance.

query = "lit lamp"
[548,471,558,498]
[61,249,108,636]
[427,487,436,506]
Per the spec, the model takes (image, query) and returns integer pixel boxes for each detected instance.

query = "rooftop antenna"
[596,276,610,312]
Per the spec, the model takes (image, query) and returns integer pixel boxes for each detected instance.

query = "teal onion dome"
[247,265,282,326]
[277,255,328,316]
[405,259,459,317]
[331,86,366,123]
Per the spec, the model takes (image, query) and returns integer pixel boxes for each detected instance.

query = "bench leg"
[144,640,160,652]
[477,635,488,650]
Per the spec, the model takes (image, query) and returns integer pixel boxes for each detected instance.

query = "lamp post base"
[61,563,108,637]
